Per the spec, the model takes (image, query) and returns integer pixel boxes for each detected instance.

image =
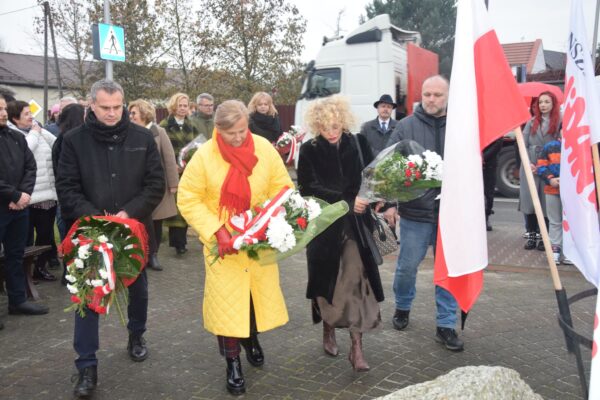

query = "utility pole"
[104,0,113,80]
[44,1,63,98]
[43,1,48,124]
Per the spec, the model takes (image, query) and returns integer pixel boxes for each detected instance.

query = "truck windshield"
[303,68,341,99]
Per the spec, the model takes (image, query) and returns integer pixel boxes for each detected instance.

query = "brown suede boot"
[323,321,339,356]
[348,332,370,372]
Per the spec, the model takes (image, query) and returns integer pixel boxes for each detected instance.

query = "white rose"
[65,274,77,283]
[266,214,296,252]
[74,259,85,269]
[287,192,305,210]
[91,279,104,287]
[66,284,79,294]
[78,244,91,260]
[97,235,108,243]
[85,279,92,287]
[98,268,108,280]
[306,199,322,221]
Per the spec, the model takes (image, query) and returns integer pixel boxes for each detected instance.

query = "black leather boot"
[392,309,410,331]
[148,253,163,271]
[225,356,245,395]
[127,333,149,362]
[240,333,264,366]
[73,365,97,398]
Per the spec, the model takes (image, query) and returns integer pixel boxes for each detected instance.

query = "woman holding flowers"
[177,100,293,396]
[297,95,384,372]
[159,92,200,255]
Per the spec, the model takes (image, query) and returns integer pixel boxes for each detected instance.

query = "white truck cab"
[294,14,438,132]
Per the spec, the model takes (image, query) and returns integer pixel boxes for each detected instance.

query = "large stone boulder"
[378,366,543,400]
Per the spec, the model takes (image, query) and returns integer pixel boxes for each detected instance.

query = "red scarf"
[216,130,258,217]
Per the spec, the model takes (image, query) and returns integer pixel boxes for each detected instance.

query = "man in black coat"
[359,94,398,156]
[0,95,50,329]
[385,75,464,352]
[56,80,164,398]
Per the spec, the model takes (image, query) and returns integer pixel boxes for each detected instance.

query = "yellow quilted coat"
[177,133,294,338]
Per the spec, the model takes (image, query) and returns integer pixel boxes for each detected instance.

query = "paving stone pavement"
[0,218,596,400]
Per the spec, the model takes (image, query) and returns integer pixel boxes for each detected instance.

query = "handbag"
[368,209,398,257]
[352,134,398,263]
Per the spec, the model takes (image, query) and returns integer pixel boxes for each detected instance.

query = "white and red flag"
[562,1,600,397]
[434,0,529,313]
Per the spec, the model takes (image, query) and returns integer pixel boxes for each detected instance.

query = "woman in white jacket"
[8,100,58,281]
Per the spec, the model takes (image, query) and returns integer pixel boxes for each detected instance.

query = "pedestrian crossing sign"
[93,23,126,62]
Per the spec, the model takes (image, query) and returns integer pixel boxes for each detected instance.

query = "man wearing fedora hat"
[359,94,398,155]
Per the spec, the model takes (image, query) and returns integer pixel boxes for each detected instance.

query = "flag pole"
[591,0,600,207]
[513,127,563,290]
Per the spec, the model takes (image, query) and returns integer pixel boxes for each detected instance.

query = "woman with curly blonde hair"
[297,95,383,372]
[248,92,282,142]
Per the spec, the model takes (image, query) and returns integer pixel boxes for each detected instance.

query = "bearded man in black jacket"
[56,80,164,398]
[0,95,50,329]
[384,75,464,352]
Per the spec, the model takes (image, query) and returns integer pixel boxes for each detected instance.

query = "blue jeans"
[74,269,148,370]
[0,209,29,306]
[393,218,458,328]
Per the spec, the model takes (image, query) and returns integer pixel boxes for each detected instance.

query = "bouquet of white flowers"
[209,187,347,264]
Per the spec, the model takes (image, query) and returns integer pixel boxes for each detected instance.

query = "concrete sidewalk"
[0,216,595,399]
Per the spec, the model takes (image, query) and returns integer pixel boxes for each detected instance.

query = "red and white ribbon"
[91,242,116,313]
[228,186,294,250]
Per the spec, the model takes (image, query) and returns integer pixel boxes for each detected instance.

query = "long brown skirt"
[316,234,381,333]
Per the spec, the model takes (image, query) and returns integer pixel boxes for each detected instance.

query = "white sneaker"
[553,252,561,264]
[562,258,574,265]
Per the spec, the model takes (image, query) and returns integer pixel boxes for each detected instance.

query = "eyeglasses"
[199,104,214,108]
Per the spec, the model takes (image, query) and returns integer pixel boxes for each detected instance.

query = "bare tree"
[156,0,212,94]
[35,0,97,97]
[198,0,306,103]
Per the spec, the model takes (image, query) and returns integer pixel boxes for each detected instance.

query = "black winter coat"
[56,109,165,227]
[297,133,384,309]
[249,112,282,143]
[0,125,36,213]
[386,104,446,223]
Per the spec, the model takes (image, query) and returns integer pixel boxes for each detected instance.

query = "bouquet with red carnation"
[60,216,148,321]
[275,125,306,165]
[209,186,348,265]
[359,140,443,203]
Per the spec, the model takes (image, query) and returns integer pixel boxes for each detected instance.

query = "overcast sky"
[0,0,598,63]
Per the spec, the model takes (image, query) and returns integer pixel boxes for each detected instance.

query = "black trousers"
[0,209,29,306]
[148,219,164,255]
[482,138,503,216]
[27,205,57,268]
[74,269,148,370]
[525,214,549,234]
[168,226,187,249]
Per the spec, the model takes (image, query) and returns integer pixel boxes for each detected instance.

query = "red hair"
[530,91,560,136]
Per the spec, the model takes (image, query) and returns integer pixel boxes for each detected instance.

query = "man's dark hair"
[7,100,29,125]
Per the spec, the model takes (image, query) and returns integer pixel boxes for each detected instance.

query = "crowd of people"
[0,74,566,398]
